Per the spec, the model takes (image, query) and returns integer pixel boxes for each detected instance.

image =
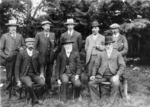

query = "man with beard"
[85,21,105,78]
[56,39,82,102]
[0,19,25,97]
[34,20,56,93]
[89,32,126,105]
[110,23,129,100]
[60,18,82,53]
[15,38,45,106]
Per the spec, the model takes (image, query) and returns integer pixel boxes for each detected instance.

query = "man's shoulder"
[36,31,44,35]
[74,30,81,36]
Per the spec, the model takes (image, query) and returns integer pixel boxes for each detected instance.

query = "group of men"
[0,18,128,106]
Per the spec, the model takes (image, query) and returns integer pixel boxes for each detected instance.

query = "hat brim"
[64,22,77,25]
[42,23,52,25]
[62,41,74,44]
[6,23,19,26]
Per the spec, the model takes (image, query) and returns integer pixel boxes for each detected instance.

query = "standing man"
[89,32,126,105]
[60,18,82,52]
[56,39,82,102]
[15,38,45,106]
[34,20,55,92]
[0,19,25,94]
[110,23,129,100]
[85,21,105,77]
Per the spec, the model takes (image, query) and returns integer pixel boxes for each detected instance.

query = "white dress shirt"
[68,30,74,36]
[113,33,119,38]
[27,48,33,57]
[106,47,113,58]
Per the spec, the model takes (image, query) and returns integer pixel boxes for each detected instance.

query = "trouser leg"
[21,76,38,103]
[71,75,81,99]
[109,77,120,103]
[89,77,107,101]
[61,74,69,102]
[45,62,52,89]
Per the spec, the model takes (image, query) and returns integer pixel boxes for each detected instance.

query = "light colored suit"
[85,33,105,76]
[0,32,25,89]
[85,33,105,64]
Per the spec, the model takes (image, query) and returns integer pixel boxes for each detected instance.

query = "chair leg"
[99,84,102,98]
[119,85,123,98]
[19,87,23,99]
[9,88,12,99]
[58,85,61,101]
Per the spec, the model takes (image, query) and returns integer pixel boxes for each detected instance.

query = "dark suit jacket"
[34,31,55,64]
[56,48,82,80]
[15,49,44,81]
[113,34,128,57]
[0,32,25,61]
[92,49,126,77]
[60,30,82,52]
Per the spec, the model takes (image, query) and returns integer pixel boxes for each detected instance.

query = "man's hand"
[57,79,61,86]
[90,76,95,81]
[17,81,22,87]
[111,75,119,82]
[75,75,79,81]
[40,74,45,81]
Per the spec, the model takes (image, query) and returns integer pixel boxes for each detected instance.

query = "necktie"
[45,33,49,38]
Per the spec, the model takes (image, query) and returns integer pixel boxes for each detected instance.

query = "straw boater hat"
[61,39,74,45]
[6,19,19,26]
[64,19,77,25]
[110,23,120,29]
[41,20,52,25]
[25,38,35,44]
[91,21,100,27]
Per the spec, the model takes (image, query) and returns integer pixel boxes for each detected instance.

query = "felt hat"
[61,39,74,45]
[25,38,35,43]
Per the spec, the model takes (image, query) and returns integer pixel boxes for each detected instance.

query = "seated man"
[56,39,82,102]
[15,38,45,106]
[89,31,126,104]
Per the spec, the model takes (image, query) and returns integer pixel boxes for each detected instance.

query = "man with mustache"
[85,21,105,78]
[0,19,25,97]
[15,38,45,106]
[60,18,82,53]
[110,23,129,100]
[34,20,56,93]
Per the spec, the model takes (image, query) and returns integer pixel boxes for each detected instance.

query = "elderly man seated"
[89,31,126,105]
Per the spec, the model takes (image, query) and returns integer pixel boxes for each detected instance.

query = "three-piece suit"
[15,49,45,103]
[34,31,55,89]
[89,49,126,102]
[0,32,25,89]
[56,48,82,101]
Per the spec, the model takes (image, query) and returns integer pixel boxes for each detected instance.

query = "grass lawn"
[0,65,150,107]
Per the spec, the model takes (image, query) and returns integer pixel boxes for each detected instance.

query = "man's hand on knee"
[90,76,95,81]
[110,75,120,85]
[57,79,62,86]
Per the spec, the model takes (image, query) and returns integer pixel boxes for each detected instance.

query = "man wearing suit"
[89,32,126,104]
[85,21,105,77]
[56,39,82,102]
[60,18,82,52]
[34,20,55,91]
[110,23,129,100]
[15,38,45,106]
[0,19,25,92]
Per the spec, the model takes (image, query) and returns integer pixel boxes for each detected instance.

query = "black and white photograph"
[0,0,150,107]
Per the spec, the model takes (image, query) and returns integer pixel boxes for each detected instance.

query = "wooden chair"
[58,81,75,101]
[99,81,123,98]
